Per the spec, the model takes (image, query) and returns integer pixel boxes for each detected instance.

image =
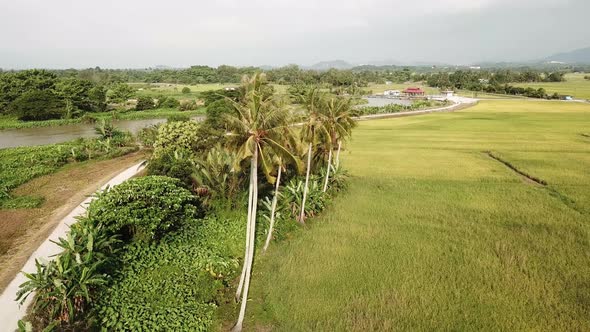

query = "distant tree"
[10,90,65,121]
[108,83,135,103]
[159,97,180,109]
[55,78,107,113]
[136,96,155,111]
[181,87,191,94]
[0,69,58,113]
[205,99,234,129]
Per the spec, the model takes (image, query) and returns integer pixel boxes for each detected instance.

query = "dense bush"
[167,114,191,122]
[352,100,445,117]
[10,90,65,121]
[147,149,196,189]
[135,96,155,111]
[181,86,191,94]
[159,96,180,109]
[136,124,159,148]
[153,120,200,158]
[205,98,234,129]
[87,176,200,242]
[179,99,199,111]
[96,213,244,331]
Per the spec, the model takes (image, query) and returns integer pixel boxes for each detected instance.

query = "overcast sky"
[0,0,588,69]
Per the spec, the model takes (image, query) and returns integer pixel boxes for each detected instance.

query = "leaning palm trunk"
[322,148,333,192]
[235,158,255,301]
[233,150,259,332]
[335,140,342,169]
[263,163,282,252]
[299,142,313,223]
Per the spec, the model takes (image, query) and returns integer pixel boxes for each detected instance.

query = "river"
[0,117,204,149]
[363,97,412,107]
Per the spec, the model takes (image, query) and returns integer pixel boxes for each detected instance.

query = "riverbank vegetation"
[244,99,590,331]
[352,99,450,117]
[0,128,137,210]
[15,73,357,331]
[0,70,205,130]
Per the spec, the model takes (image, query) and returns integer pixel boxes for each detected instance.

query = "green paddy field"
[245,100,590,331]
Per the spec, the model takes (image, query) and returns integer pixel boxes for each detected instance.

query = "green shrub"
[181,86,191,94]
[179,99,199,111]
[136,124,159,148]
[96,213,244,331]
[153,120,200,158]
[160,97,180,109]
[167,114,190,122]
[135,96,155,111]
[10,90,65,121]
[147,149,196,189]
[87,176,200,242]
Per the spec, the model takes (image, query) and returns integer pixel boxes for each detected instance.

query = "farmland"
[245,100,590,331]
[513,73,590,100]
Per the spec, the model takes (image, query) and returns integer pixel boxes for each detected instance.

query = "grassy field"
[513,73,590,100]
[246,100,590,331]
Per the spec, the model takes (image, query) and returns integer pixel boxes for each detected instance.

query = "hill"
[544,47,590,64]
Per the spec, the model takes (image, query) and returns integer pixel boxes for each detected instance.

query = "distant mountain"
[307,60,354,70]
[544,47,590,64]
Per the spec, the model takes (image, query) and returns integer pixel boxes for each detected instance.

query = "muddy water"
[0,117,204,149]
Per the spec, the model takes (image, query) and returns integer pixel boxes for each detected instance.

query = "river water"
[363,97,412,107]
[0,117,204,149]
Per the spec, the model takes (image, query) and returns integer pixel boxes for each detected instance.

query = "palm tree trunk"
[322,148,333,192]
[299,142,313,224]
[235,158,255,301]
[335,140,342,169]
[233,150,259,332]
[263,163,282,252]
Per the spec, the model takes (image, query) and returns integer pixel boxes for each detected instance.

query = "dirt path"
[0,152,146,292]
[0,156,147,330]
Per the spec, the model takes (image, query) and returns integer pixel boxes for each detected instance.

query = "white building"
[441,90,454,98]
[383,90,401,97]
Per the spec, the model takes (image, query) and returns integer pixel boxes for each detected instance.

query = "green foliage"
[135,96,155,111]
[159,96,180,109]
[136,124,159,148]
[87,176,200,242]
[352,100,448,117]
[16,217,120,329]
[96,213,244,331]
[167,114,190,122]
[205,98,234,129]
[153,120,200,158]
[10,90,65,121]
[179,99,199,111]
[108,83,135,103]
[181,86,191,94]
[0,69,58,113]
[0,138,136,209]
[147,149,196,189]
[192,146,244,201]
[55,78,107,113]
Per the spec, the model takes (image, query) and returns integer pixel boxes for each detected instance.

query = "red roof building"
[403,87,425,96]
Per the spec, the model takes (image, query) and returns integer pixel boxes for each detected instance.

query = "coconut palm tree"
[321,96,356,192]
[298,88,330,223]
[224,73,300,332]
